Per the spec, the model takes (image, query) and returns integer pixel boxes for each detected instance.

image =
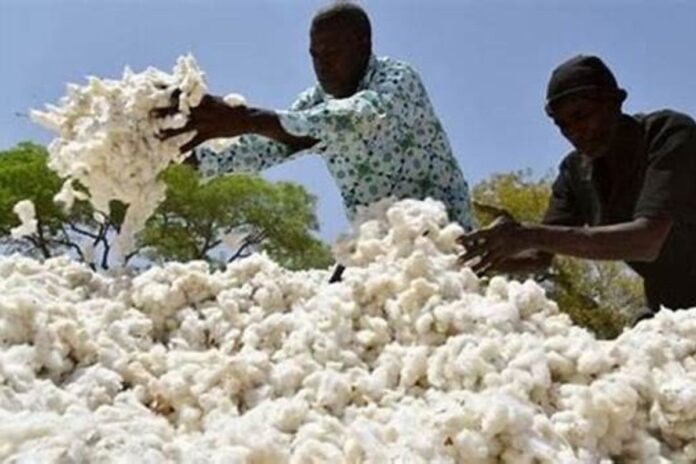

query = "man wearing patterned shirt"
[158,2,474,234]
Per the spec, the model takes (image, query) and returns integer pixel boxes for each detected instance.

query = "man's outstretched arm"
[157,95,317,154]
[458,216,673,276]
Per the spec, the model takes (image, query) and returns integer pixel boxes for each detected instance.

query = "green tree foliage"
[0,141,61,257]
[140,165,333,270]
[0,142,333,271]
[0,142,113,263]
[473,170,643,338]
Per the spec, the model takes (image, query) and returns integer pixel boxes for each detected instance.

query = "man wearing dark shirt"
[459,55,696,315]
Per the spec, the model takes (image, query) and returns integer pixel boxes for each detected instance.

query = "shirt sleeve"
[194,87,323,178]
[634,113,696,223]
[275,63,420,146]
[194,135,292,178]
[542,159,585,226]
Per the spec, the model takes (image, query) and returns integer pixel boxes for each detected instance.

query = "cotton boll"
[334,218,386,266]
[400,346,429,388]
[386,198,448,239]
[394,278,438,316]
[223,93,246,107]
[65,366,123,409]
[478,394,534,438]
[432,222,465,252]
[271,397,309,433]
[458,266,480,293]
[486,276,509,300]
[291,438,345,463]
[404,250,431,279]
[253,284,285,310]
[176,309,208,349]
[0,346,38,390]
[477,300,521,328]
[10,200,38,238]
[53,180,89,211]
[352,238,387,267]
[508,279,553,319]
[303,370,352,415]
[657,376,696,416]
[577,345,614,378]
[454,429,490,462]
[415,312,434,335]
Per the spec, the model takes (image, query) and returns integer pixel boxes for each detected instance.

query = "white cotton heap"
[1,199,695,463]
[30,55,208,258]
[10,200,38,238]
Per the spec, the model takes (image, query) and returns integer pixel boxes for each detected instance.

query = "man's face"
[547,96,621,158]
[310,21,370,98]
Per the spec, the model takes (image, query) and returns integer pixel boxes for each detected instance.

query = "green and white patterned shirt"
[196,55,473,229]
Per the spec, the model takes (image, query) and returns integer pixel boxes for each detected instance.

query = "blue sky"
[2,0,695,241]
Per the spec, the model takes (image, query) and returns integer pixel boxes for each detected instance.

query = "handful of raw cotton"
[30,55,206,257]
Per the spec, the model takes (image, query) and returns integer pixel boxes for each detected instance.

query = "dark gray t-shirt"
[543,110,696,311]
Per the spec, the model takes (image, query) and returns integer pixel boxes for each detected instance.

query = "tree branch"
[67,222,100,240]
[227,231,266,263]
[33,219,52,259]
[59,224,87,263]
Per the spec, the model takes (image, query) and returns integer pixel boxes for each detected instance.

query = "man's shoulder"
[373,55,408,68]
[634,109,696,137]
[373,56,421,79]
[291,85,324,110]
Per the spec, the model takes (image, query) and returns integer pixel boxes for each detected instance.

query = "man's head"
[545,55,627,158]
[310,1,372,98]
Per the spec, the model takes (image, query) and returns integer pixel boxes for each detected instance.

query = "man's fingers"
[159,130,199,154]
[472,250,503,276]
[457,239,488,264]
[457,228,487,246]
[458,248,499,276]
[150,105,180,119]
[157,123,195,141]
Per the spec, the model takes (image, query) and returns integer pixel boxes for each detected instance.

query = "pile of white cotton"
[30,55,206,257]
[1,199,695,463]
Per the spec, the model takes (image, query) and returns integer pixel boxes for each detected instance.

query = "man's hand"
[457,203,529,275]
[153,93,249,153]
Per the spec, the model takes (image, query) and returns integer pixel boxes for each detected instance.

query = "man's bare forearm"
[179,106,317,169]
[161,94,318,158]
[243,107,318,152]
[523,217,672,262]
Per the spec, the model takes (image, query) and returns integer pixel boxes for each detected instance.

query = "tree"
[140,165,334,270]
[473,170,643,338]
[0,142,125,266]
[0,142,333,271]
